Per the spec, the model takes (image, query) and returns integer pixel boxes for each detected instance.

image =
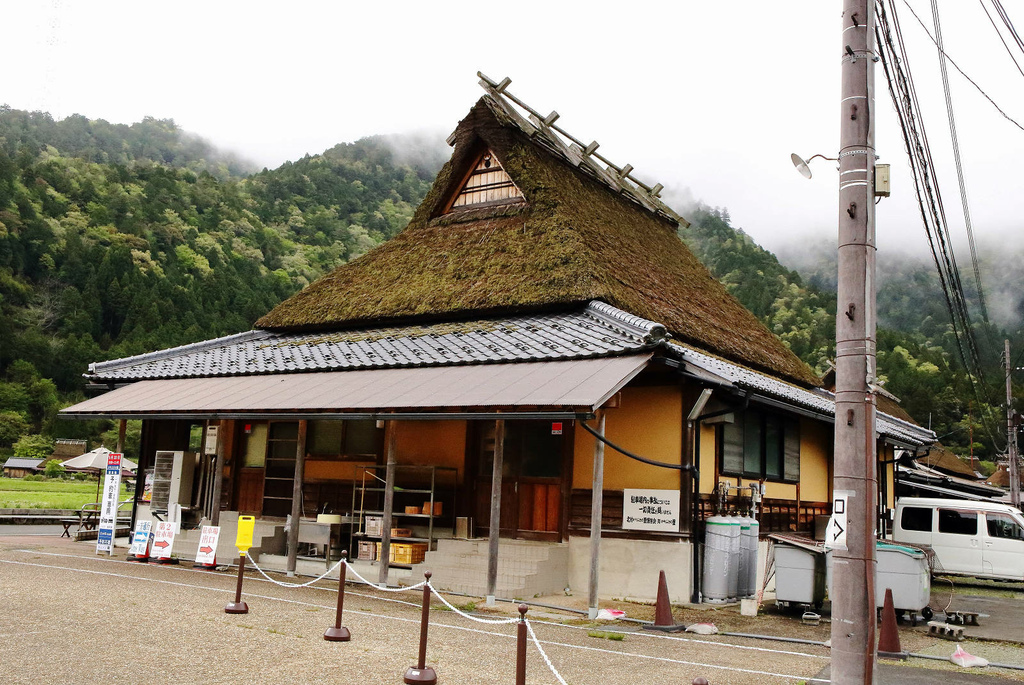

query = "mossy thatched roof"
[257,96,819,387]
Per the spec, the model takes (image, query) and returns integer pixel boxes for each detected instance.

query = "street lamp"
[790,153,839,179]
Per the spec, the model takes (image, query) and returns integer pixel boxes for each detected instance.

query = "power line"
[900,0,1024,133]
[876,0,1006,450]
[992,1,1024,55]
[978,0,1024,80]
[930,0,989,321]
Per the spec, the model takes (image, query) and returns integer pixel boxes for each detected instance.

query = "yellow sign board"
[236,516,255,555]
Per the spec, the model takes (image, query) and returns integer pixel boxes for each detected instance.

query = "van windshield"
[986,513,1024,541]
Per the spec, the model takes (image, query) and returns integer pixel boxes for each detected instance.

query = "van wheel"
[921,606,933,620]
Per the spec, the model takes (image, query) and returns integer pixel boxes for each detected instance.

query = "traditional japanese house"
[60,77,934,607]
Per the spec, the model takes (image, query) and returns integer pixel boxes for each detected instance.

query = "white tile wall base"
[409,539,569,599]
[566,537,693,604]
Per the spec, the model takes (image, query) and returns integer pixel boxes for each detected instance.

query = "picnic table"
[62,498,134,540]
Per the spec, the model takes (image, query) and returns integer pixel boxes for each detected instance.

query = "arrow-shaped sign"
[199,546,214,555]
[154,540,170,550]
[833,519,845,540]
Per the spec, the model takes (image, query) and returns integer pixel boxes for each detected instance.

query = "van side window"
[938,509,978,535]
[986,513,1024,540]
[900,507,932,532]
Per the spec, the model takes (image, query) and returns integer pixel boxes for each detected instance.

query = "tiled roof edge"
[88,330,274,376]
[585,301,668,344]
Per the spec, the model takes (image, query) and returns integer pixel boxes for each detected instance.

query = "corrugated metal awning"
[60,355,652,420]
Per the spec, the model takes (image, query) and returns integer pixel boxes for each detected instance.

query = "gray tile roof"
[87,302,667,382]
[3,458,44,470]
[668,342,935,447]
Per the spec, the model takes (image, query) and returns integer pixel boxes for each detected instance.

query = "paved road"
[1,536,1021,684]
[0,524,67,536]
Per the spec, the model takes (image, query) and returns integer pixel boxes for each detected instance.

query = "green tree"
[43,458,66,478]
[12,433,53,461]
[0,411,28,446]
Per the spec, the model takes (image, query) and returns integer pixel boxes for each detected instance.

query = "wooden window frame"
[718,410,800,484]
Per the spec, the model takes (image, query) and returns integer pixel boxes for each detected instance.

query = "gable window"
[448,151,522,210]
[720,409,799,482]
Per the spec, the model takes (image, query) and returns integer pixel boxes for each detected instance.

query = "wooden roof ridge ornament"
[476,71,686,227]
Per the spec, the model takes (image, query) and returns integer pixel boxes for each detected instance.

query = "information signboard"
[151,521,176,560]
[825,491,850,551]
[195,526,221,566]
[129,520,153,557]
[622,488,680,533]
[95,453,123,555]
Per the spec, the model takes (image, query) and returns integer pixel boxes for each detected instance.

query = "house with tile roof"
[61,77,934,606]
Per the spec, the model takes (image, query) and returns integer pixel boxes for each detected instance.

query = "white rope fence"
[247,556,344,588]
[526,619,569,685]
[238,557,569,683]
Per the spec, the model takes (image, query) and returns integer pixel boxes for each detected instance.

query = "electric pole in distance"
[1007,340,1020,509]
[831,1,878,683]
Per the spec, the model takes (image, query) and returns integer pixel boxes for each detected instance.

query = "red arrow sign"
[154,540,170,550]
[199,546,214,555]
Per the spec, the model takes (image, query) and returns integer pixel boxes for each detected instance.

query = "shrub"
[13,434,54,461]
[43,459,66,479]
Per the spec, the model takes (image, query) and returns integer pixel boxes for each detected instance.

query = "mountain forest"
[0,106,1020,474]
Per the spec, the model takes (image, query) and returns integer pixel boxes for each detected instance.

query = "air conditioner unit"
[151,451,197,514]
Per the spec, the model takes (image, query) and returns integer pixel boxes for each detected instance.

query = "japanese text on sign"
[95,453,122,555]
[622,489,680,533]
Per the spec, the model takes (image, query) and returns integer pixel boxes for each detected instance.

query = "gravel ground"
[1,536,1022,684]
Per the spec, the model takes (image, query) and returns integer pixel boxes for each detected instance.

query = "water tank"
[727,515,742,600]
[741,516,760,597]
[702,516,737,602]
[737,519,751,597]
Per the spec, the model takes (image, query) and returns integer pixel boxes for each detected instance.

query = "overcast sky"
[5,1,1023,260]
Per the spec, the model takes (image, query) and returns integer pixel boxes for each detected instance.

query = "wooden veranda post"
[210,421,225,527]
[378,420,398,586]
[286,420,308,577]
[486,419,506,606]
[588,410,606,619]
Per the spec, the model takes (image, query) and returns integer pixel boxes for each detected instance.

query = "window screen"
[721,420,744,475]
[743,409,762,475]
[783,419,800,482]
[764,415,783,479]
[900,506,933,532]
[938,509,978,535]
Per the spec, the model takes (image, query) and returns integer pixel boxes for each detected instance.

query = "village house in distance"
[61,75,934,611]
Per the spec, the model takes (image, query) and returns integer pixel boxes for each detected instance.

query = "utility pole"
[1007,340,1020,508]
[831,1,878,683]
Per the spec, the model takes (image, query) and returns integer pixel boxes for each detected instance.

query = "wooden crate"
[357,540,377,561]
[391,527,413,538]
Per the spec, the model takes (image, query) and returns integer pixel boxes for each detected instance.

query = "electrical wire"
[899,0,1024,133]
[876,1,1006,450]
[930,0,989,321]
[978,0,1024,80]
[993,1,1024,54]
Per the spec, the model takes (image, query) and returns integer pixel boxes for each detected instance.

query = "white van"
[893,497,1024,581]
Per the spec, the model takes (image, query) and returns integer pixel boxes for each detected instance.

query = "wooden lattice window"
[449,151,522,209]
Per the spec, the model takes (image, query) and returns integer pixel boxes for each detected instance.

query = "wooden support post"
[211,421,225,527]
[116,419,127,453]
[378,420,398,586]
[286,420,308,577]
[486,419,506,606]
[588,411,606,619]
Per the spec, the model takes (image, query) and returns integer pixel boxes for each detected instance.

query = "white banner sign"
[622,489,680,533]
[194,526,221,566]
[95,453,123,554]
[151,521,176,560]
[129,520,152,557]
[825,491,850,551]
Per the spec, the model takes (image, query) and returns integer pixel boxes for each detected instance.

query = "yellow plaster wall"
[698,423,717,494]
[799,418,831,503]
[879,443,895,508]
[304,460,376,481]
[572,386,682,490]
[395,421,467,483]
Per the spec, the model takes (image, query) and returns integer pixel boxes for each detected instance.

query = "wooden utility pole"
[1007,340,1020,508]
[486,419,506,606]
[831,2,878,682]
[587,411,606,620]
[286,420,308,577]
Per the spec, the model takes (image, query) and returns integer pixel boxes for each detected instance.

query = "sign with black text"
[95,453,123,555]
[622,489,680,532]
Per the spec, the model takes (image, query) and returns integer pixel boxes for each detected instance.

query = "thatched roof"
[916,443,979,479]
[257,96,818,387]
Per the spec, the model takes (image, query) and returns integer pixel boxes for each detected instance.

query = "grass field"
[0,477,132,509]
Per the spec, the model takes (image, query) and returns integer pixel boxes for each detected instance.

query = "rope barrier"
[526,619,569,685]
[343,560,426,593]
[247,556,344,588]
[427,582,519,624]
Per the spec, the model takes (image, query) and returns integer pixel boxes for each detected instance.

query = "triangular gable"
[446,150,522,211]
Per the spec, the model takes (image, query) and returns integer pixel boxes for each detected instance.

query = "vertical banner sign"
[95,452,123,555]
[195,525,221,566]
[151,521,176,560]
[129,519,153,557]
